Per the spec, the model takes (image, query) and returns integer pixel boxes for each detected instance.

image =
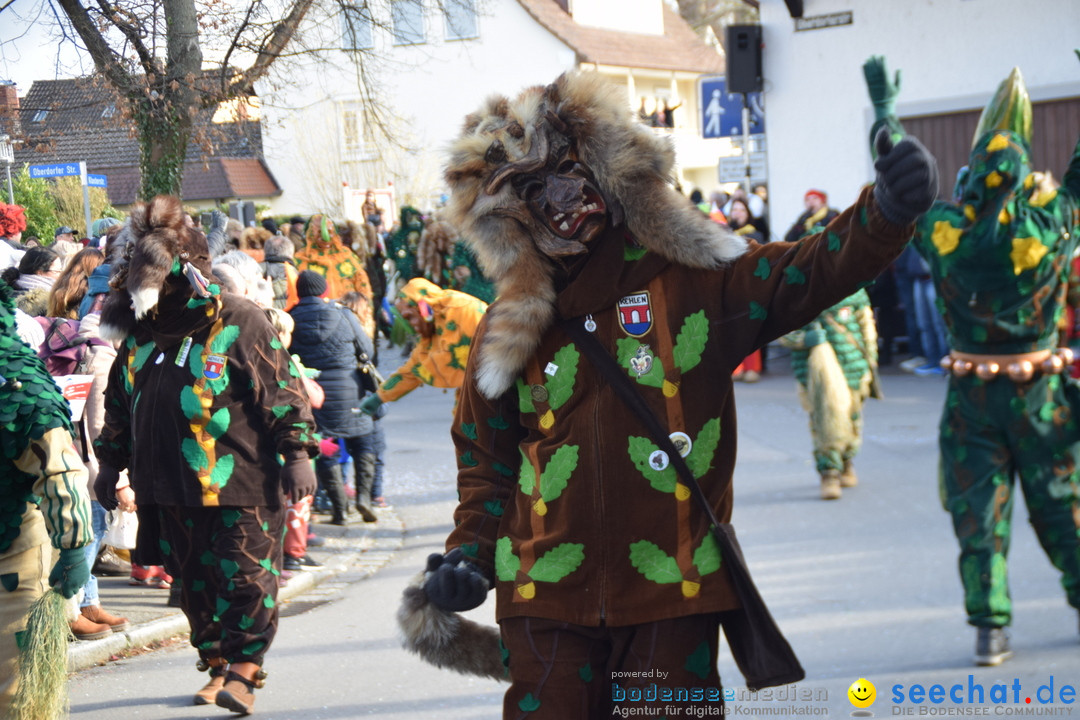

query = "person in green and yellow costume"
[864,53,1080,668]
[294,215,374,312]
[779,288,879,500]
[359,277,487,416]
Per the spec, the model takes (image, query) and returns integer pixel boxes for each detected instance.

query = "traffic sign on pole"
[699,76,765,139]
[29,163,82,179]
[718,153,767,184]
[87,174,108,188]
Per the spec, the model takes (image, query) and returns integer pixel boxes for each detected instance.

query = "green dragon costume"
[0,283,92,712]
[386,206,425,287]
[864,54,1080,666]
[780,288,879,499]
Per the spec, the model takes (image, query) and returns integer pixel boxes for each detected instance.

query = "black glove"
[423,547,489,612]
[280,453,317,503]
[94,464,121,511]
[49,547,90,599]
[873,127,939,226]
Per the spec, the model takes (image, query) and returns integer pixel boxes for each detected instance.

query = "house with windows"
[757,0,1080,236]
[5,77,280,211]
[257,0,731,218]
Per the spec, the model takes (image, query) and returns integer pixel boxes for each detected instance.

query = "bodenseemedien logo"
[850,678,877,717]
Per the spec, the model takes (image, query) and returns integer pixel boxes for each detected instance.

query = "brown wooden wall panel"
[902,96,1079,199]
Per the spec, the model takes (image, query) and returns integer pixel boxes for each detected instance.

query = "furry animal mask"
[444,71,746,399]
[99,195,215,342]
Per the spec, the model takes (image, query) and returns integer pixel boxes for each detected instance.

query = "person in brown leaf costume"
[396,71,939,718]
[93,196,319,715]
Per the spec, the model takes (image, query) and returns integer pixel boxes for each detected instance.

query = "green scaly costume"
[864,54,1080,629]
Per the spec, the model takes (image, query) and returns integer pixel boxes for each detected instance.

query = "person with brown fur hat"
[397,71,938,718]
[92,196,319,714]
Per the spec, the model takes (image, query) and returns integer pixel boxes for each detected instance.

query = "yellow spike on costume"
[681,580,700,598]
[972,68,1032,149]
[662,379,679,397]
[932,221,963,256]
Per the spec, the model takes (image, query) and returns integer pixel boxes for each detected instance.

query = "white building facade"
[758,0,1080,239]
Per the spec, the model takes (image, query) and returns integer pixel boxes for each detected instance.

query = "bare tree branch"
[222,0,315,100]
[52,0,136,93]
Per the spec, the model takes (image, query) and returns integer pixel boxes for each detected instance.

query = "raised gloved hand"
[423,547,489,613]
[49,547,90,599]
[359,393,383,417]
[862,55,901,120]
[873,127,939,227]
[280,453,317,503]
[93,464,121,511]
[205,210,228,257]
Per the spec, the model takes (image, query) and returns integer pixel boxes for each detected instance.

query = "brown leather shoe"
[70,614,112,641]
[216,670,262,715]
[194,672,226,705]
[840,460,858,488]
[820,471,842,501]
[81,604,130,633]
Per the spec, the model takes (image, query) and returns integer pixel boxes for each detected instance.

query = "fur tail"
[396,570,507,681]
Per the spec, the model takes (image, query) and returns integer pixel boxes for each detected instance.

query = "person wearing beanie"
[288,268,379,525]
[295,269,327,298]
[784,188,840,244]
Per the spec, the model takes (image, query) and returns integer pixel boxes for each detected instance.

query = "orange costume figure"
[294,215,374,331]
[359,278,487,415]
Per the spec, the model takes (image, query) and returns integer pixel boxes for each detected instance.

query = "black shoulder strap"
[560,318,724,530]
[560,316,805,692]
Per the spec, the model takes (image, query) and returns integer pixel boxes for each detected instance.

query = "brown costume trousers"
[501,614,724,719]
[157,505,285,668]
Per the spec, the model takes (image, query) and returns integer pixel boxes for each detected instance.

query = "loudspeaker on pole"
[725,25,763,94]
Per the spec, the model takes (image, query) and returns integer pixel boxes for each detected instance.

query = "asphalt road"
[67,350,1080,719]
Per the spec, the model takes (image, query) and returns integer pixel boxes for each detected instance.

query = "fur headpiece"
[444,71,746,399]
[99,195,215,342]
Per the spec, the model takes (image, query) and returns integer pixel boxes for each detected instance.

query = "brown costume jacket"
[446,186,909,627]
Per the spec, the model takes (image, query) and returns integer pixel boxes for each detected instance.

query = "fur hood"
[443,71,746,399]
[99,195,217,343]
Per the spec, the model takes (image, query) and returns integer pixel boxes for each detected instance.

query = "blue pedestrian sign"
[29,163,82,179]
[699,76,765,139]
[87,174,108,188]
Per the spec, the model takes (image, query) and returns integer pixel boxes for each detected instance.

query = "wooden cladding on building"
[902,95,1080,199]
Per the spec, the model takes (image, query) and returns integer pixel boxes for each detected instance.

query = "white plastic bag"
[103,510,138,550]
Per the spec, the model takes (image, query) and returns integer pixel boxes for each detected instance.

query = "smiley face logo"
[848,678,876,709]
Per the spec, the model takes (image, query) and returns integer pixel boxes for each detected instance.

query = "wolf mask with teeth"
[443,71,746,400]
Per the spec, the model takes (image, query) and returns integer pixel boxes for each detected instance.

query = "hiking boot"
[974,627,1013,666]
[840,460,858,488]
[81,604,130,633]
[820,471,842,500]
[194,672,227,705]
[355,501,378,523]
[70,614,112,641]
[92,547,131,576]
[216,670,264,715]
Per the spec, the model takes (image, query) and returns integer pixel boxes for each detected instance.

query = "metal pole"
[4,163,12,205]
[741,95,751,195]
[80,162,92,240]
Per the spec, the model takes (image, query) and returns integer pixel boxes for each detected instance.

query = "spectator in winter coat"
[288,270,379,524]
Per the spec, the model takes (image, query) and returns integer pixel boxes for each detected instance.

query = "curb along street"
[66,505,405,673]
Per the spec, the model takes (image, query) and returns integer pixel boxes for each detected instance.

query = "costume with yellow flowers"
[865,55,1080,654]
[295,215,374,310]
[370,278,487,408]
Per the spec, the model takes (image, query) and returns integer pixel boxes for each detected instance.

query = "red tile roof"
[94,158,280,206]
[516,0,724,74]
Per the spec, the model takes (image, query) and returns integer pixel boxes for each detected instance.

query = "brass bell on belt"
[1006,360,1034,382]
[975,362,1000,381]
